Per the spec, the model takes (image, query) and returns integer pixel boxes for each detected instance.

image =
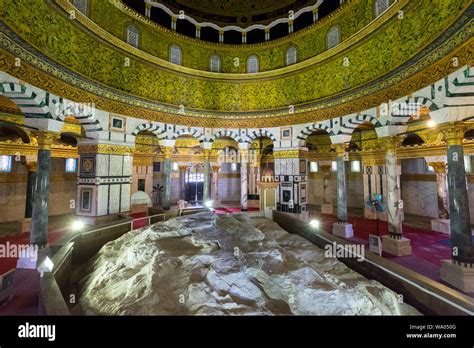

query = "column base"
[382,235,412,256]
[16,218,32,234]
[16,246,50,270]
[440,260,474,293]
[431,219,451,234]
[321,204,333,215]
[332,222,354,239]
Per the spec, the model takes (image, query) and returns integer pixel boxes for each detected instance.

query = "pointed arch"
[246,129,277,142]
[211,130,243,143]
[0,82,53,119]
[298,123,332,140]
[132,122,166,138]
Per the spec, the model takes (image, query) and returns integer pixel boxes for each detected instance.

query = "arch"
[298,123,332,140]
[327,25,341,49]
[403,97,439,112]
[126,24,139,48]
[246,129,277,142]
[173,128,206,142]
[286,46,298,66]
[209,54,221,73]
[374,0,390,18]
[247,55,259,73]
[132,123,166,137]
[56,99,103,134]
[0,82,53,119]
[211,130,243,143]
[339,114,383,135]
[169,44,182,65]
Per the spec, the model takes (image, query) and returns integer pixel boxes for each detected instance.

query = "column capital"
[33,131,60,151]
[441,122,468,146]
[203,149,212,158]
[332,143,348,157]
[427,162,447,173]
[380,136,402,154]
[161,146,174,159]
[25,161,37,172]
[178,164,188,172]
[319,164,332,175]
[211,164,221,173]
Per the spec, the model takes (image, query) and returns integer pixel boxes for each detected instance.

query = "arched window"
[374,0,390,18]
[169,44,182,65]
[247,55,259,73]
[170,44,183,65]
[126,24,139,48]
[72,0,88,15]
[286,46,298,66]
[327,25,341,49]
[209,55,221,72]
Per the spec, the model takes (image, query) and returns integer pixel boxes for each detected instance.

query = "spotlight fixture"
[427,120,437,128]
[71,220,85,231]
[204,200,214,208]
[309,219,320,229]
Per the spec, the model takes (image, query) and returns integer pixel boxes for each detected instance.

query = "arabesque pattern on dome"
[0,0,472,128]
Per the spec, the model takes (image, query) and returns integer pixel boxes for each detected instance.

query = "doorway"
[186,172,204,204]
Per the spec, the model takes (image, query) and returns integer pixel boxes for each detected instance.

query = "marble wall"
[0,158,76,223]
[308,173,363,209]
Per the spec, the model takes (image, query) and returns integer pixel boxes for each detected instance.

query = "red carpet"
[317,214,452,268]
[129,212,149,229]
[0,229,65,276]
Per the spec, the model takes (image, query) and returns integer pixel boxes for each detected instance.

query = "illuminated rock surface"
[79,213,420,315]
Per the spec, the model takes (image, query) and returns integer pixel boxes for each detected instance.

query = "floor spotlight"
[204,200,214,208]
[72,220,85,231]
[309,219,320,229]
[427,120,437,128]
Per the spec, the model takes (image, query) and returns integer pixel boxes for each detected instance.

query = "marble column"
[428,161,450,233]
[319,163,333,214]
[241,159,248,212]
[381,137,412,256]
[239,144,249,211]
[24,161,37,219]
[440,123,474,292]
[332,144,353,238]
[30,132,57,247]
[211,164,221,205]
[178,165,188,200]
[203,149,211,202]
[162,147,173,211]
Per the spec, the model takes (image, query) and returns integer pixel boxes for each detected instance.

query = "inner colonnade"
[0,0,473,317]
[1,66,473,293]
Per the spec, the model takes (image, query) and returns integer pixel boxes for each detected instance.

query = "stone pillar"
[381,137,412,256]
[24,161,37,219]
[274,147,308,214]
[440,123,474,292]
[239,144,249,211]
[319,163,333,214]
[211,164,221,205]
[312,8,319,22]
[178,165,188,200]
[162,146,173,210]
[76,142,134,224]
[332,143,353,238]
[203,149,211,202]
[428,161,450,234]
[30,132,58,247]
